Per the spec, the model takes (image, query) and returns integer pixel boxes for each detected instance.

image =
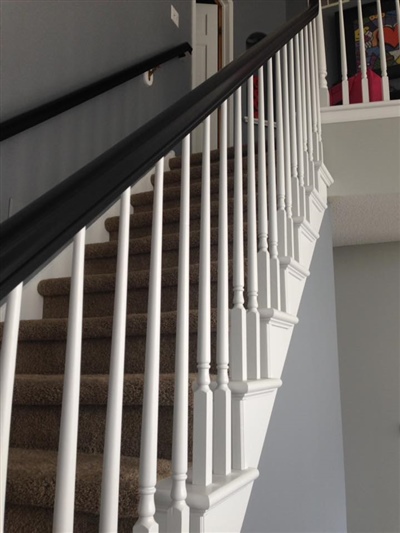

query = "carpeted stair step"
[38,261,234,319]
[168,146,239,169]
[10,373,195,460]
[5,448,171,532]
[106,196,249,239]
[84,226,219,275]
[8,310,217,375]
[157,159,237,189]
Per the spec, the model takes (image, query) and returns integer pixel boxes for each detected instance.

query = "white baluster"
[134,158,164,533]
[316,0,330,107]
[282,45,294,259]
[339,0,350,105]
[99,189,131,532]
[294,34,307,221]
[313,18,324,165]
[299,29,310,197]
[168,135,191,532]
[288,39,300,225]
[230,87,247,382]
[213,100,231,476]
[309,23,321,170]
[0,282,23,532]
[192,116,213,487]
[275,51,288,259]
[257,66,271,311]
[357,0,370,103]
[267,58,281,311]
[376,0,390,101]
[53,228,86,532]
[304,26,316,191]
[246,76,261,380]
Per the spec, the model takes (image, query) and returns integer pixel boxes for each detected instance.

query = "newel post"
[315,0,330,107]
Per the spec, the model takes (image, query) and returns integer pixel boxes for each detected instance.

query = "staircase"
[0,2,334,531]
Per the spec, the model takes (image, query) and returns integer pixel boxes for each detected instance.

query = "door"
[193,3,219,152]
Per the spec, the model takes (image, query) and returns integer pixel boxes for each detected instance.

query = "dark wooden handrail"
[0,1,319,300]
[0,42,192,142]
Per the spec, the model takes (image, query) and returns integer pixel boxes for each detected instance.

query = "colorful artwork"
[354,9,400,72]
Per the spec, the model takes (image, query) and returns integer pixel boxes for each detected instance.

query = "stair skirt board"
[2,147,330,531]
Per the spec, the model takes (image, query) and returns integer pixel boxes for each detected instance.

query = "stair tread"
[38,260,230,296]
[7,448,171,518]
[12,373,196,406]
[2,309,217,341]
[168,146,238,169]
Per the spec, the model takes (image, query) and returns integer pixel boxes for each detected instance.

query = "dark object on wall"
[339,0,400,81]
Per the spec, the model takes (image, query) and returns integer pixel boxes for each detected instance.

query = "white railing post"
[313,18,324,165]
[167,135,191,532]
[275,51,288,260]
[339,0,350,105]
[246,76,261,380]
[376,0,390,101]
[53,228,86,533]
[257,66,271,311]
[230,87,247,382]
[267,58,281,311]
[304,25,316,191]
[99,189,131,533]
[134,158,165,533]
[294,34,307,221]
[288,39,300,224]
[0,282,23,532]
[282,45,294,259]
[316,0,330,107]
[213,100,232,477]
[299,29,311,200]
[192,116,213,487]
[309,21,321,169]
[357,0,370,103]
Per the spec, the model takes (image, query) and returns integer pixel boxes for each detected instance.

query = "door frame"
[191,0,234,144]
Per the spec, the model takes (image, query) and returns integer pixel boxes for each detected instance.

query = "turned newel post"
[316,0,330,107]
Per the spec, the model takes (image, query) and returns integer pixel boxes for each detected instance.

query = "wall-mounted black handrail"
[0,42,192,142]
[0,0,319,300]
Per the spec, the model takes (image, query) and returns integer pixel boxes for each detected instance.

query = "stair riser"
[15,333,217,375]
[10,405,192,461]
[42,278,237,319]
[155,158,239,189]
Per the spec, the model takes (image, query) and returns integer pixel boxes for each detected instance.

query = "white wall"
[334,242,400,533]
[242,212,347,533]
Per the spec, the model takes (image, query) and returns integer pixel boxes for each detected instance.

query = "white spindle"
[275,51,288,259]
[213,100,231,476]
[133,158,164,532]
[299,29,310,195]
[53,228,86,532]
[309,23,321,168]
[168,135,190,532]
[357,0,370,103]
[339,0,350,105]
[316,0,330,107]
[304,26,316,191]
[313,18,324,165]
[192,116,213,487]
[376,0,390,101]
[246,76,261,380]
[99,189,131,532]
[294,34,307,221]
[230,87,247,382]
[288,39,300,223]
[267,58,281,311]
[257,66,271,311]
[0,282,23,532]
[282,45,294,259]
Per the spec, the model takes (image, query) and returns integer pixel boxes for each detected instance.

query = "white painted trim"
[320,162,334,187]
[229,378,282,396]
[321,100,400,123]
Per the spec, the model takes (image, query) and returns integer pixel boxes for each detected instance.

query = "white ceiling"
[329,193,400,247]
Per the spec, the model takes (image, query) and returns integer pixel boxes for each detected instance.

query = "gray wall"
[242,212,347,533]
[0,1,192,221]
[334,242,400,533]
